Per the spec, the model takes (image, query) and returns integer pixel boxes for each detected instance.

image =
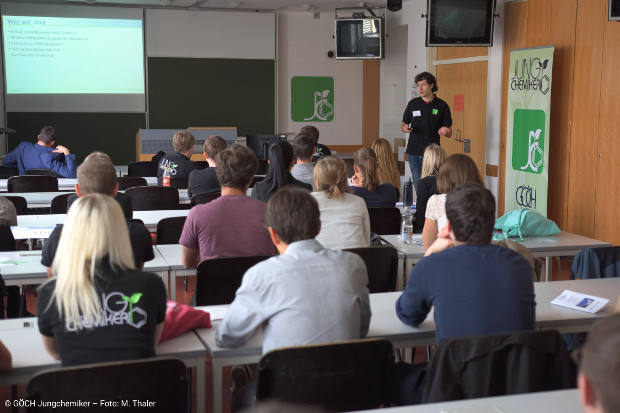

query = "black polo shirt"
[402,96,452,156]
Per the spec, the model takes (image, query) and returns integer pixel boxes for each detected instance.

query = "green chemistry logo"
[512,109,545,174]
[291,76,334,122]
[121,293,143,323]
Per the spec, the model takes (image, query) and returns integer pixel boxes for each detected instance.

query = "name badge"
[412,110,421,117]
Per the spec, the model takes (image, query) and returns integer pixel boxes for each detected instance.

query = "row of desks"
[0,176,157,192]
[2,278,618,413]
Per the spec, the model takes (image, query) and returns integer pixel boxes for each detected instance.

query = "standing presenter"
[401,72,452,190]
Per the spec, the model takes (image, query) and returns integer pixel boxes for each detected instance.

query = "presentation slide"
[3,16,144,94]
[1,3,146,112]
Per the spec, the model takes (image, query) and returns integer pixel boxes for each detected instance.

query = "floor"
[0,257,575,413]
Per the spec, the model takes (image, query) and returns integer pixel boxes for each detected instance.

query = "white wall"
[276,11,363,146]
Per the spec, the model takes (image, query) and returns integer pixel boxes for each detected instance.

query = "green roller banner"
[505,46,554,216]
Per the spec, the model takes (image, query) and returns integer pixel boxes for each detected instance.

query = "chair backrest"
[570,246,620,280]
[256,159,269,175]
[0,225,17,251]
[4,195,27,215]
[117,176,147,190]
[127,161,158,177]
[250,175,264,188]
[156,216,187,244]
[0,166,19,178]
[7,175,59,192]
[190,192,221,207]
[50,193,74,214]
[25,169,61,177]
[125,186,179,211]
[344,246,398,293]
[256,338,394,412]
[422,329,576,403]
[169,176,189,189]
[26,358,188,413]
[195,255,272,305]
[367,207,401,235]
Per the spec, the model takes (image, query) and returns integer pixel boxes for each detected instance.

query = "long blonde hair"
[353,147,381,192]
[421,144,447,178]
[371,138,401,191]
[314,156,351,199]
[49,194,135,330]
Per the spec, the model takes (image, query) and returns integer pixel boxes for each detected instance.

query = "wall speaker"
[387,0,402,12]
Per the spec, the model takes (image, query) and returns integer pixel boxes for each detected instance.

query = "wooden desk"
[194,278,619,413]
[351,389,581,412]
[381,232,612,282]
[0,177,158,191]
[0,317,208,413]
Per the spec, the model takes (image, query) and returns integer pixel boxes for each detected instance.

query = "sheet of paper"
[442,405,513,413]
[200,306,228,321]
[551,289,609,313]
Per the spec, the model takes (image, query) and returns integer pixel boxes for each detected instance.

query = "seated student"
[42,158,154,275]
[392,184,535,405]
[0,195,19,318]
[579,313,620,413]
[301,125,331,162]
[414,144,446,233]
[66,151,133,219]
[371,138,401,199]
[216,187,371,411]
[251,140,312,203]
[187,135,227,198]
[180,144,276,267]
[422,153,482,248]
[37,194,167,367]
[291,132,316,188]
[312,157,370,250]
[0,340,11,371]
[2,126,76,178]
[396,183,535,343]
[350,147,397,207]
[157,130,198,186]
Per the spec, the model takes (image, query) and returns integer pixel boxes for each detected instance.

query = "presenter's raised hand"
[53,145,70,155]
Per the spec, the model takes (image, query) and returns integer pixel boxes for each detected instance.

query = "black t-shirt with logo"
[402,96,452,156]
[37,267,167,367]
[157,152,198,186]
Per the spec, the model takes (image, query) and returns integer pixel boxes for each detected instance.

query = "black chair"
[344,246,398,293]
[195,161,210,170]
[250,176,264,188]
[50,193,74,214]
[156,216,187,245]
[170,176,189,189]
[7,175,58,192]
[26,358,189,413]
[127,161,158,177]
[190,192,221,207]
[127,218,145,225]
[256,338,394,412]
[422,329,576,403]
[256,159,269,175]
[195,255,272,306]
[368,207,401,235]
[25,169,61,177]
[117,176,147,190]
[570,246,620,280]
[0,166,19,178]
[4,196,27,215]
[125,186,179,211]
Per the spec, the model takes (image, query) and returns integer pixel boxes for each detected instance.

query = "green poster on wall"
[291,76,334,122]
[505,46,554,217]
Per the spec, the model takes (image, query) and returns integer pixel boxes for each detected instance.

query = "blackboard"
[147,57,276,136]
[6,112,146,165]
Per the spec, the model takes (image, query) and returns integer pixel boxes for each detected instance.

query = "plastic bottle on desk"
[162,166,171,187]
[401,214,413,244]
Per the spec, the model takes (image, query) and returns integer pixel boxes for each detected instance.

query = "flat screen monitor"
[610,0,620,20]
[335,17,384,60]
[426,0,495,47]
[246,135,287,160]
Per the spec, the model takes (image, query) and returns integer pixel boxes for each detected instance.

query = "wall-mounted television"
[610,0,620,21]
[426,0,495,47]
[335,17,385,59]
[246,134,287,160]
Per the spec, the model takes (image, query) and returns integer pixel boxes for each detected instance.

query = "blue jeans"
[408,155,423,195]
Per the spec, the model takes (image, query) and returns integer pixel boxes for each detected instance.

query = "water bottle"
[403,178,413,214]
[401,214,413,244]
[162,166,171,187]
